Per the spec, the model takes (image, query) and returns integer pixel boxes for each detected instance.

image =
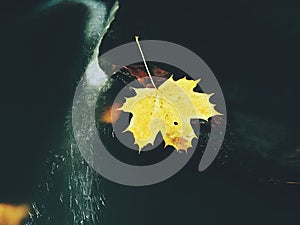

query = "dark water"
[0,0,299,225]
[99,1,300,224]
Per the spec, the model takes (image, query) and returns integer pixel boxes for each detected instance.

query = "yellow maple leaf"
[119,76,222,152]
[0,203,29,225]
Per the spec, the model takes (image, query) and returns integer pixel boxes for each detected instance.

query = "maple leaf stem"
[135,36,157,89]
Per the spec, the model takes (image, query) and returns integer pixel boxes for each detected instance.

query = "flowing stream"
[24,1,118,224]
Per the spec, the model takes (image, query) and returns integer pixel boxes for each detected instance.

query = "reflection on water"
[23,0,118,224]
[25,140,106,225]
